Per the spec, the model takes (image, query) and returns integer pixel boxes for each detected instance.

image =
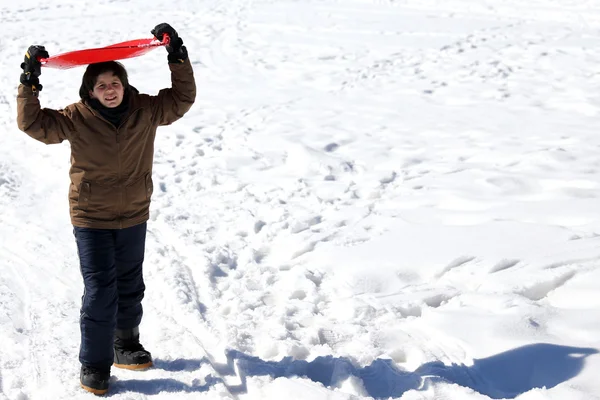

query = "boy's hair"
[79,61,129,101]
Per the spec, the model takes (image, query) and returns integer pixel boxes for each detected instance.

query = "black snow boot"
[80,365,110,395]
[113,327,153,370]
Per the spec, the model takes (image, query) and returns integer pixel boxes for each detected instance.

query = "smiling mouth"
[105,96,117,102]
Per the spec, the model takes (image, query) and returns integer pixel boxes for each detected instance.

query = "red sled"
[40,36,170,69]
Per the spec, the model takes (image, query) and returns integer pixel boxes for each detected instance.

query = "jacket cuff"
[167,46,188,64]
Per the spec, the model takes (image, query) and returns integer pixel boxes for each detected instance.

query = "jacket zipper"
[115,109,142,229]
[116,130,123,229]
[84,105,142,229]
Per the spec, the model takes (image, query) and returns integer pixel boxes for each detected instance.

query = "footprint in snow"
[0,166,21,202]
[379,171,397,185]
[175,133,185,147]
[290,216,322,234]
[436,256,476,278]
[324,143,339,152]
[490,259,519,273]
[518,270,576,301]
[254,220,266,233]
[423,292,457,308]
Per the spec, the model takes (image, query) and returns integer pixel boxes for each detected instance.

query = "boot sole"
[81,383,108,396]
[113,361,153,371]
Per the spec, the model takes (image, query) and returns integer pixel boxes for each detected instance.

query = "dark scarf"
[88,90,130,128]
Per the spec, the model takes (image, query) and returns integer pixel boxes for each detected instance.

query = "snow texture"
[1,0,600,399]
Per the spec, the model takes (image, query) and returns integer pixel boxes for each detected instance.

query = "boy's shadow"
[109,358,215,396]
[110,343,598,398]
[225,343,598,399]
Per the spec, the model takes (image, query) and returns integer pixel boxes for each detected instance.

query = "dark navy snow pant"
[73,222,147,370]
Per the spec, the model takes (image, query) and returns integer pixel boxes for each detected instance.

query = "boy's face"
[89,72,124,108]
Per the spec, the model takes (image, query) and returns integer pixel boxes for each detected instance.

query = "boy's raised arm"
[148,23,197,126]
[16,45,75,144]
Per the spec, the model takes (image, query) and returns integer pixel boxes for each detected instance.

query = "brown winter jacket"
[16,59,196,229]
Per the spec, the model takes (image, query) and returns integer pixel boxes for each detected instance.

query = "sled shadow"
[223,343,598,399]
[416,343,598,399]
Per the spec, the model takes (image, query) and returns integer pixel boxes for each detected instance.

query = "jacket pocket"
[123,174,152,219]
[145,174,153,200]
[78,181,91,210]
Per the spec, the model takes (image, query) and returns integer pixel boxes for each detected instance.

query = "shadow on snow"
[111,343,598,398]
[109,358,212,395]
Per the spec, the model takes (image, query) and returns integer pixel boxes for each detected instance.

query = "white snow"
[1,0,600,398]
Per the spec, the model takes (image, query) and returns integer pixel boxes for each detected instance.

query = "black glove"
[151,23,188,64]
[20,45,49,92]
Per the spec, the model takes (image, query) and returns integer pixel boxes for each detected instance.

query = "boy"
[16,23,196,395]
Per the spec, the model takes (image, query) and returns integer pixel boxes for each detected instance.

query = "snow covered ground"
[1,0,600,398]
